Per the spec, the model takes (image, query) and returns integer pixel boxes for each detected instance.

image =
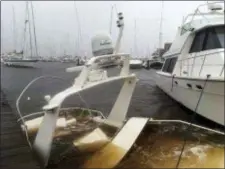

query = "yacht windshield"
[215,26,224,48]
[189,25,224,53]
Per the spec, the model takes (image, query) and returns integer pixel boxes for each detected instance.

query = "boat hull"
[155,72,224,126]
[3,59,38,68]
[129,64,142,69]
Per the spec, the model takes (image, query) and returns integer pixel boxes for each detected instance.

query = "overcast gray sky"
[1,1,205,57]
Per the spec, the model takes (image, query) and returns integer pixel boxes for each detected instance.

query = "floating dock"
[0,90,40,169]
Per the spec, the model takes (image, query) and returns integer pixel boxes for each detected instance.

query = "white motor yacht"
[155,2,224,126]
[129,59,143,69]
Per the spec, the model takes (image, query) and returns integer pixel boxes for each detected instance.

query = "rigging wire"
[175,74,211,168]
[16,75,93,148]
[30,1,39,57]
[16,76,71,149]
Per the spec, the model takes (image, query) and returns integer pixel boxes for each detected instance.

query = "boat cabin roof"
[163,2,224,58]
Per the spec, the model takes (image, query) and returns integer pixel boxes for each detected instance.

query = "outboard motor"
[91,33,114,56]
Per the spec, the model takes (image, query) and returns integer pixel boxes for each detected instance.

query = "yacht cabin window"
[162,57,178,73]
[214,26,224,48]
[189,26,224,53]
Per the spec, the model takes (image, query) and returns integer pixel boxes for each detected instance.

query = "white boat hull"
[129,60,143,69]
[155,72,224,126]
[3,60,37,68]
[129,63,142,69]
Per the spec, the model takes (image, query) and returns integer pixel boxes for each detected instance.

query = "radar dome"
[91,33,114,56]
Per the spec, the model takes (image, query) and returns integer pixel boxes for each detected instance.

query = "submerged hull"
[20,107,224,168]
[155,72,224,126]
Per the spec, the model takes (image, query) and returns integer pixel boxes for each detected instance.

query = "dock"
[0,91,40,169]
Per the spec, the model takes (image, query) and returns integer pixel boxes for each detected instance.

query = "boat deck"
[0,91,40,169]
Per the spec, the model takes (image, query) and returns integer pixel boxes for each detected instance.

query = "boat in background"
[155,1,224,126]
[3,2,39,68]
[3,51,38,68]
[129,59,143,69]
[128,20,143,70]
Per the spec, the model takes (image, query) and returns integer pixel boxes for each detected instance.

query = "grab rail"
[178,50,224,77]
[181,1,224,27]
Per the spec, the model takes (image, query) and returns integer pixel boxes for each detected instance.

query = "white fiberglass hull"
[129,60,143,69]
[155,72,224,126]
[3,60,38,68]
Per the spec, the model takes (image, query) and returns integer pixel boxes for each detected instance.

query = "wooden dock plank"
[0,90,40,169]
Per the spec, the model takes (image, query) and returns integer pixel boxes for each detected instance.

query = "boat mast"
[134,19,138,58]
[12,5,17,52]
[109,5,114,35]
[26,1,33,57]
[74,1,82,56]
[1,19,3,54]
[30,1,38,57]
[158,1,164,57]
[22,4,28,58]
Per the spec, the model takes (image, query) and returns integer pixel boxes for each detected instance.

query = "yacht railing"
[181,1,224,32]
[178,50,224,78]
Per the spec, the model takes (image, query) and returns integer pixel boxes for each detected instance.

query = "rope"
[16,74,100,149]
[175,74,211,168]
[16,75,70,148]
[171,74,176,91]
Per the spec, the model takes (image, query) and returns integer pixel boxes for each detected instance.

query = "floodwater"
[1,62,224,169]
[0,62,221,129]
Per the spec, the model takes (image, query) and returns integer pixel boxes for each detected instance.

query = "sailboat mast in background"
[109,5,114,35]
[158,1,164,50]
[134,19,138,57]
[74,1,82,57]
[26,1,33,57]
[12,5,17,52]
[30,1,38,57]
